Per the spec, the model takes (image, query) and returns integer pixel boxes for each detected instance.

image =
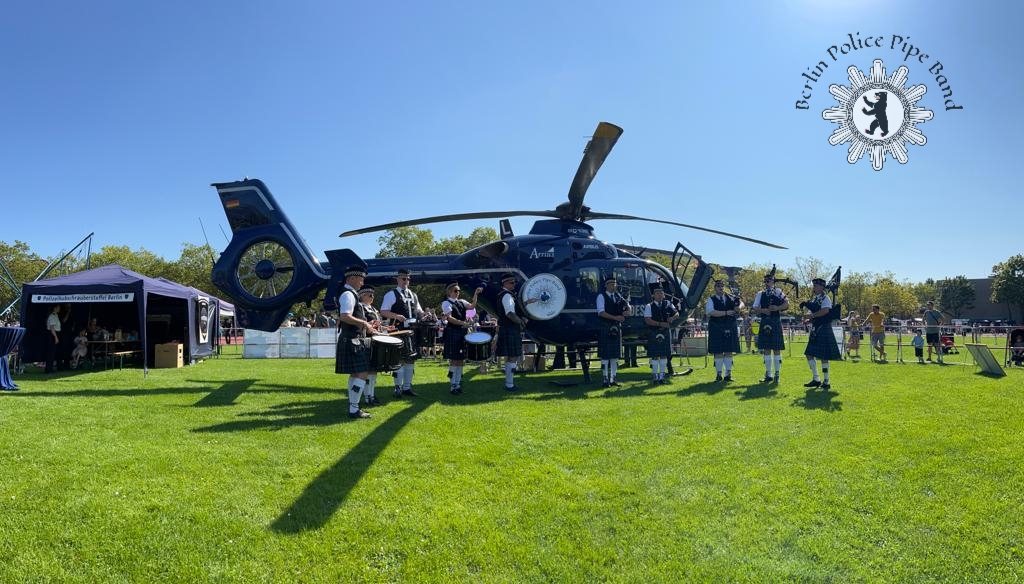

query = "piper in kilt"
[644,285,678,384]
[380,268,424,397]
[597,275,630,388]
[358,286,385,407]
[752,274,789,383]
[336,266,376,419]
[441,282,483,395]
[802,278,841,390]
[494,273,537,391]
[705,280,744,382]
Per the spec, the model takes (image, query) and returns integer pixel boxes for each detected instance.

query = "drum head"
[372,335,403,345]
[520,273,566,321]
[465,332,492,344]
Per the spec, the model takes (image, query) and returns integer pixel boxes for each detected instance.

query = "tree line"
[3,231,1022,325]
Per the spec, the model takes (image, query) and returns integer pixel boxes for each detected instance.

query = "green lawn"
[1,342,1021,582]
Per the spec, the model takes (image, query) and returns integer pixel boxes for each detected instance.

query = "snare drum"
[370,335,404,371]
[465,331,493,362]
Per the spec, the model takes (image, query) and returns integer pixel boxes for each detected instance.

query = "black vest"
[339,288,367,338]
[709,294,738,326]
[810,294,831,326]
[446,298,467,327]
[496,289,518,326]
[362,303,381,323]
[649,300,677,324]
[601,291,626,316]
[388,288,418,319]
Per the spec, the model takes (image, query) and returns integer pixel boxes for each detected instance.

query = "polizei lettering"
[796,32,964,112]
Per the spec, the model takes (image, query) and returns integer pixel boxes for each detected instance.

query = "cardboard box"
[155,342,183,368]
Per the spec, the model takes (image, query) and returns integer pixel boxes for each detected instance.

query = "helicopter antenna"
[218,223,230,244]
[198,217,218,267]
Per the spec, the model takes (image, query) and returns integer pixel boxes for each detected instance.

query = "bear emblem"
[861,91,889,137]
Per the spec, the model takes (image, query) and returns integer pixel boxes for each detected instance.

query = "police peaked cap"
[500,273,517,284]
[344,266,367,277]
[604,275,617,284]
[358,286,375,295]
[396,268,412,276]
[763,274,775,281]
[812,277,826,285]
[446,282,461,291]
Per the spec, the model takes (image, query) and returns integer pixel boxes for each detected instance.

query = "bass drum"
[465,331,493,362]
[520,273,566,321]
[370,335,404,371]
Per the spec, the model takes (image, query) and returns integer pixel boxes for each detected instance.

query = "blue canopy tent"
[19,265,234,371]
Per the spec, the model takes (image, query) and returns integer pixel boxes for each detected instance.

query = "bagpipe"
[606,292,630,338]
[798,266,843,323]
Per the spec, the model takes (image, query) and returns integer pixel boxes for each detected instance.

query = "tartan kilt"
[598,324,622,360]
[707,320,740,354]
[335,335,370,374]
[805,322,842,360]
[442,326,468,360]
[494,325,523,357]
[757,317,786,351]
[646,328,672,358]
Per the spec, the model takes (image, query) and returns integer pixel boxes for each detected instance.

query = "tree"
[911,278,938,306]
[837,270,874,317]
[864,276,919,319]
[90,245,171,278]
[793,256,836,292]
[936,275,975,318]
[991,254,1024,322]
[433,227,500,255]
[375,227,438,258]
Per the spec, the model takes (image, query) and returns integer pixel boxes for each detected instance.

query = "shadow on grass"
[734,383,779,401]
[270,398,432,534]
[791,388,842,412]
[677,380,727,397]
[191,397,355,432]
[193,379,258,407]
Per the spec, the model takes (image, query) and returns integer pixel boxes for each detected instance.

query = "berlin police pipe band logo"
[795,33,964,171]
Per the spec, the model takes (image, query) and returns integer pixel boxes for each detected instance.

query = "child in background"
[71,329,89,368]
[911,330,925,364]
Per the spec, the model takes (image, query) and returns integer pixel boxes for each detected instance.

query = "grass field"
[2,339,1022,582]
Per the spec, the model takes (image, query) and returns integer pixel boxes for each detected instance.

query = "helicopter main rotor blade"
[587,212,788,249]
[340,210,560,237]
[565,122,623,219]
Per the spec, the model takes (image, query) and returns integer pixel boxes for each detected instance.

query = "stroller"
[940,332,958,354]
[1009,328,1024,367]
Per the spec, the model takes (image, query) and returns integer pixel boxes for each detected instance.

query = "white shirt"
[595,291,628,314]
[337,285,358,315]
[380,286,422,314]
[47,312,61,332]
[500,290,517,316]
[752,288,786,309]
[442,298,470,317]
[704,294,734,314]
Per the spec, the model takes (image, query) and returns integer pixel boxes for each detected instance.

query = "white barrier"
[242,328,338,359]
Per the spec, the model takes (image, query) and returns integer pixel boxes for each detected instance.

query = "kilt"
[646,328,672,358]
[707,319,740,354]
[757,317,785,351]
[335,335,370,374]
[443,326,468,360]
[597,324,622,360]
[805,322,841,360]
[494,325,523,358]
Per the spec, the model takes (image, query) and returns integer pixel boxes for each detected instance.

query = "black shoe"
[715,374,723,382]
[660,378,672,385]
[610,381,621,387]
[762,375,773,383]
[602,380,611,388]
[773,375,780,384]
[363,396,381,407]
[804,380,821,388]
[723,374,732,382]
[821,382,831,390]
[401,389,419,397]
[505,385,519,392]
[348,409,371,419]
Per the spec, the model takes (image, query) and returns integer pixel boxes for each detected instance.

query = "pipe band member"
[380,268,424,397]
[706,279,744,382]
[596,274,630,388]
[752,273,788,383]
[336,266,375,419]
[441,281,483,395]
[494,273,536,392]
[644,285,678,385]
[801,277,841,390]
[358,285,384,407]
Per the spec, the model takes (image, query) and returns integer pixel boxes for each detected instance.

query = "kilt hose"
[805,322,842,360]
[494,325,523,358]
[336,334,370,374]
[598,323,622,360]
[757,316,786,351]
[443,326,468,360]
[707,320,740,354]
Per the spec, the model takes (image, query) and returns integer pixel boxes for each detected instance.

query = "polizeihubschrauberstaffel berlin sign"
[795,33,964,171]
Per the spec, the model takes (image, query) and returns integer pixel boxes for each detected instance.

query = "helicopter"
[209,122,785,351]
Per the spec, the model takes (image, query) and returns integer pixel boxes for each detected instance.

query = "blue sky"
[2,0,1019,282]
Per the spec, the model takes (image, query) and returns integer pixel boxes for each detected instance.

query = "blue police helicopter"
[209,122,784,350]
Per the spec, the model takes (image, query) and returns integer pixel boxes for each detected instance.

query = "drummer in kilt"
[597,275,630,388]
[380,268,425,398]
[801,277,841,390]
[705,280,744,382]
[336,266,377,419]
[358,286,385,407]
[644,285,678,384]
[752,273,789,383]
[494,273,537,392]
[441,282,484,395]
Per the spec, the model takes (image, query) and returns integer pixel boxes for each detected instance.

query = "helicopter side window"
[576,267,601,300]
[613,267,647,302]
